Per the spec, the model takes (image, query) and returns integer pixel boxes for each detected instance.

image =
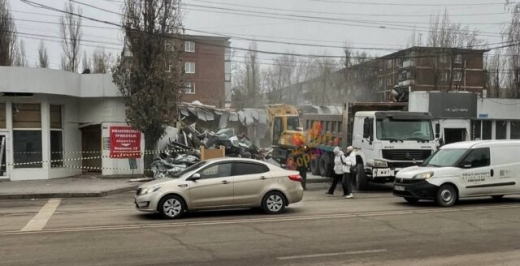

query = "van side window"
[461,148,490,168]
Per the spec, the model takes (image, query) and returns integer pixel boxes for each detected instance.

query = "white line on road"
[20,199,61,232]
[277,249,388,260]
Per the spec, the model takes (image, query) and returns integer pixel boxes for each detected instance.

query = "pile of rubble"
[151,125,271,179]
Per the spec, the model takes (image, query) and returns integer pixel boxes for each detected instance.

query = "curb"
[0,185,138,200]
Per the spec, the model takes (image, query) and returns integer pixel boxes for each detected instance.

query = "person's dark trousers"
[342,173,353,195]
[298,167,307,190]
[327,173,347,195]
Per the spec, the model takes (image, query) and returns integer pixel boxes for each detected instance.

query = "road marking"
[277,249,387,260]
[1,203,518,236]
[20,199,61,232]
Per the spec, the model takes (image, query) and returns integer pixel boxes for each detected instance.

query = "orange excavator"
[267,104,305,166]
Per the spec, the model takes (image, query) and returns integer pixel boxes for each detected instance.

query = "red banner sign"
[109,126,141,158]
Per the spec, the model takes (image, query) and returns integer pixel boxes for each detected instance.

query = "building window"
[185,62,195,74]
[441,71,449,82]
[386,60,392,69]
[185,41,195,53]
[0,103,5,128]
[453,70,462,82]
[379,78,384,87]
[387,77,392,86]
[440,55,448,63]
[482,120,492,140]
[50,105,63,167]
[455,54,463,64]
[496,120,507,140]
[471,120,481,140]
[511,121,520,139]
[185,82,195,94]
[12,103,42,168]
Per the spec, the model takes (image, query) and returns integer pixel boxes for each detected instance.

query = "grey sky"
[9,0,511,69]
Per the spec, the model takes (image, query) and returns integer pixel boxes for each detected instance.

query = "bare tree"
[81,50,91,73]
[13,40,27,67]
[485,52,502,98]
[504,0,520,98]
[92,48,112,73]
[60,2,82,72]
[112,0,185,173]
[426,10,484,91]
[37,41,49,68]
[0,0,18,66]
[232,42,262,108]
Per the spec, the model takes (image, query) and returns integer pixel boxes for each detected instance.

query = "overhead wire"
[17,0,520,61]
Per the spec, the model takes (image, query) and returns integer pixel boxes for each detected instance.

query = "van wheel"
[404,197,419,204]
[159,195,185,219]
[492,195,504,200]
[262,191,286,214]
[436,184,457,207]
[355,164,369,191]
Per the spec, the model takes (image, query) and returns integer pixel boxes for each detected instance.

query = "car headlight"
[372,159,388,168]
[141,185,162,195]
[412,171,434,180]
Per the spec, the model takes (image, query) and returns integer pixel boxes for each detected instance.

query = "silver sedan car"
[134,158,304,219]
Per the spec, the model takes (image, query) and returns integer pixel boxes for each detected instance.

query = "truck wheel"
[310,157,320,175]
[319,155,332,177]
[355,164,369,191]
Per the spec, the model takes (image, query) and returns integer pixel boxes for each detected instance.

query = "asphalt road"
[1,183,520,266]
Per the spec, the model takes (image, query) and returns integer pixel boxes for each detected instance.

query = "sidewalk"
[0,174,140,199]
[0,173,329,200]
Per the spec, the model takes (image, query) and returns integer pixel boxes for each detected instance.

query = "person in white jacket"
[326,147,349,197]
[343,146,356,199]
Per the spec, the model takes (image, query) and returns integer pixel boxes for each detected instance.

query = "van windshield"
[421,149,467,167]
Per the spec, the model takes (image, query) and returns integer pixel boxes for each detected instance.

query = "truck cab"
[352,111,437,189]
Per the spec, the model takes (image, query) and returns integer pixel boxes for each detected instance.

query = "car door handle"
[490,169,494,177]
[221,180,230,184]
[260,176,267,180]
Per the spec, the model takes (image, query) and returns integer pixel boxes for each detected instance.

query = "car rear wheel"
[404,197,419,204]
[159,195,185,219]
[262,191,286,214]
[436,184,457,207]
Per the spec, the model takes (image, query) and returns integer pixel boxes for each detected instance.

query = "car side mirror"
[461,160,472,169]
[188,173,201,181]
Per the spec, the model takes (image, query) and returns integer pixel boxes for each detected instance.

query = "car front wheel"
[436,184,457,207]
[262,191,286,214]
[159,195,185,219]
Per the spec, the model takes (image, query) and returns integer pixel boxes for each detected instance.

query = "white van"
[393,140,520,207]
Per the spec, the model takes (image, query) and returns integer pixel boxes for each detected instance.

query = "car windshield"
[376,119,434,141]
[171,161,207,178]
[287,117,299,131]
[421,149,467,167]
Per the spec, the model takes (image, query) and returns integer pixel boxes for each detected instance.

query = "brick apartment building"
[378,47,488,99]
[281,46,488,105]
[180,35,231,108]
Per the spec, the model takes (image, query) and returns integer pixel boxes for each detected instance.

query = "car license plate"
[394,185,405,191]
